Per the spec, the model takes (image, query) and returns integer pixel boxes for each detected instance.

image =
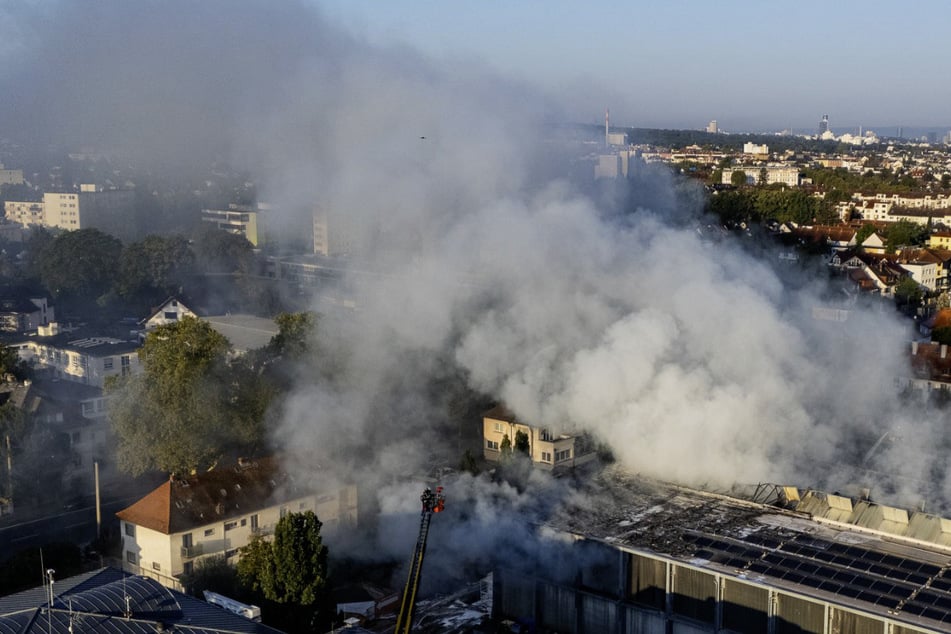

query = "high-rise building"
[706,120,718,134]
[819,114,829,134]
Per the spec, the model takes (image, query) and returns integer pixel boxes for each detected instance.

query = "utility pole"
[94,461,101,541]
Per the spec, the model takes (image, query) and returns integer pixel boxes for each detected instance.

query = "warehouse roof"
[549,468,951,632]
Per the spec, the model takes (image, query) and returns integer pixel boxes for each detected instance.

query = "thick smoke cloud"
[1,0,943,530]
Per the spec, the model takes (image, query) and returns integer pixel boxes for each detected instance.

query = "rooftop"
[549,468,951,631]
[116,457,302,535]
[0,567,284,633]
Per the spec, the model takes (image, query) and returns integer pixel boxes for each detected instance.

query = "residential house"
[116,456,358,590]
[861,232,887,254]
[13,323,141,387]
[0,290,54,333]
[140,296,197,332]
[482,404,597,471]
[898,341,951,392]
[928,232,951,250]
[0,567,285,633]
[896,250,940,291]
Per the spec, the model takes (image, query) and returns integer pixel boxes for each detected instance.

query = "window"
[486,440,499,450]
[224,521,237,531]
[204,528,214,537]
[103,358,113,370]
[152,562,161,572]
[250,514,259,530]
[240,518,247,527]
[183,561,193,575]
[182,533,193,548]
[493,422,504,433]
[126,551,136,564]
[299,502,307,510]
[540,429,553,442]
[125,523,135,537]
[541,452,551,462]
[164,311,178,320]
[225,549,238,559]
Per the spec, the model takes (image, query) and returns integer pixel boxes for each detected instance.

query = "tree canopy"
[116,234,195,300]
[238,510,329,606]
[37,229,123,302]
[107,316,266,476]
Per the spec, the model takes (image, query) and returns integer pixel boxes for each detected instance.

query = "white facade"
[900,261,938,291]
[721,167,800,187]
[4,201,45,226]
[743,142,769,155]
[142,298,197,331]
[15,329,141,387]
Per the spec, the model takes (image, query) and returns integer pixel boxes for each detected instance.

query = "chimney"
[942,344,947,359]
[912,341,919,355]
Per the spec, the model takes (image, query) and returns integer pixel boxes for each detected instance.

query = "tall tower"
[605,109,610,147]
[819,114,829,135]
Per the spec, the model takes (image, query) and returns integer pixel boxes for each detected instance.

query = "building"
[706,120,718,134]
[819,113,830,134]
[201,203,266,247]
[494,468,951,633]
[0,163,24,186]
[0,290,53,333]
[721,167,800,187]
[13,323,141,387]
[116,457,359,590]
[482,405,597,471]
[3,200,44,226]
[742,142,768,155]
[139,296,197,332]
[595,155,621,179]
[0,567,285,633]
[3,186,134,235]
[313,206,356,256]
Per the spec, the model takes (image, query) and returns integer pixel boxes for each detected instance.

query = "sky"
[318,0,951,132]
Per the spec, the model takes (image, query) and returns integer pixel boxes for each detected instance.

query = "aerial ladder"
[394,486,445,634]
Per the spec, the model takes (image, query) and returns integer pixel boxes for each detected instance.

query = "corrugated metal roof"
[850,501,910,536]
[796,491,854,522]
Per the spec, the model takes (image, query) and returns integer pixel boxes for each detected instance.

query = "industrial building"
[494,468,951,633]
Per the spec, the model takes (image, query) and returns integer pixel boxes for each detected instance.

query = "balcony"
[181,544,204,558]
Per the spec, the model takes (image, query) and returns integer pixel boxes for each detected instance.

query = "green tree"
[238,511,328,606]
[895,277,924,307]
[267,312,317,360]
[855,223,877,246]
[514,430,529,455]
[730,170,748,187]
[884,219,929,252]
[932,326,951,346]
[499,433,512,457]
[38,229,123,301]
[116,234,195,299]
[107,316,257,476]
[758,167,769,187]
[193,226,254,274]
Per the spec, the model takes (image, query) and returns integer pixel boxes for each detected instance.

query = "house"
[860,232,887,254]
[0,567,285,633]
[12,323,141,387]
[898,341,951,392]
[140,296,197,332]
[482,405,597,471]
[0,289,54,333]
[116,457,358,590]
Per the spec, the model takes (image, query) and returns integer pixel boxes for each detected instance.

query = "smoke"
[2,0,946,574]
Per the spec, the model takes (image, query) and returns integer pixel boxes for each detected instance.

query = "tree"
[514,430,530,455]
[267,312,317,361]
[499,433,512,457]
[855,223,877,246]
[730,170,748,187]
[116,234,195,299]
[895,277,924,308]
[758,167,769,187]
[932,326,951,346]
[107,316,257,476]
[883,219,929,252]
[193,226,254,274]
[238,510,328,606]
[37,229,123,302]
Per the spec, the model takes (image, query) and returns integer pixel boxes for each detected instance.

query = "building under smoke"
[494,469,951,633]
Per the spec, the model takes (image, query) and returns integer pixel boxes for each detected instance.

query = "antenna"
[46,567,55,634]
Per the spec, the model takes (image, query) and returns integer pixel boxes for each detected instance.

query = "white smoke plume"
[1,0,944,541]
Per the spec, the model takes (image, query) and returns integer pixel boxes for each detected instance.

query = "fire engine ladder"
[394,510,433,634]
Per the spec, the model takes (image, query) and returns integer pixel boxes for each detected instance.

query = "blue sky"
[318,1,951,132]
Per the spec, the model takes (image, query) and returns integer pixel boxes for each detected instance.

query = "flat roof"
[549,468,951,631]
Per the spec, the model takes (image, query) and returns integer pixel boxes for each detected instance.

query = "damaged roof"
[549,468,951,631]
[116,457,302,534]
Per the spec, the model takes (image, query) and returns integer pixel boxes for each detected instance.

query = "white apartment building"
[742,142,769,155]
[14,323,141,387]
[0,164,24,186]
[116,457,359,590]
[721,166,801,187]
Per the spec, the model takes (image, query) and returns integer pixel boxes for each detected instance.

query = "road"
[0,494,142,553]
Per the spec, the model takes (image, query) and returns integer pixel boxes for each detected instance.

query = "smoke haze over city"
[1,0,948,545]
